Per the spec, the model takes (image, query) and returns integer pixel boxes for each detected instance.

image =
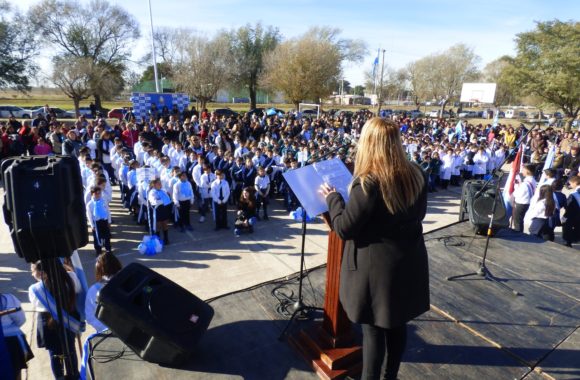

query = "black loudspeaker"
[460,180,509,234]
[1,155,88,262]
[96,263,214,366]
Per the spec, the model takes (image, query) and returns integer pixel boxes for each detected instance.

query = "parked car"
[213,108,239,118]
[301,109,319,118]
[0,106,32,118]
[246,108,265,118]
[107,108,124,119]
[409,110,424,118]
[458,111,479,118]
[29,107,75,119]
[428,110,450,118]
[77,107,95,118]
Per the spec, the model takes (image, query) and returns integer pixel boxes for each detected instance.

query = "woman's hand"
[319,183,336,198]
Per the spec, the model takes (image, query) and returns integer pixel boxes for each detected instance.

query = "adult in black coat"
[563,176,580,247]
[322,117,429,380]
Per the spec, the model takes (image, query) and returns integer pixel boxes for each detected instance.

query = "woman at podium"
[321,117,429,380]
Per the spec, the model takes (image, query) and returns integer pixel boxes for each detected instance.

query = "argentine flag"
[492,109,499,128]
[537,145,556,189]
[372,48,380,80]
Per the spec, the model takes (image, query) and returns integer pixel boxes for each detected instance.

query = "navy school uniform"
[211,179,230,229]
[241,165,257,188]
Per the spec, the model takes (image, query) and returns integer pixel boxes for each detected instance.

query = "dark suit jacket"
[563,190,580,243]
[327,176,430,328]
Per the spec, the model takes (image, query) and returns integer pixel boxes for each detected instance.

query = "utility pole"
[378,49,386,113]
[148,0,160,93]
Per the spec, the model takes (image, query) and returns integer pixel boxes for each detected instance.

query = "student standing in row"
[173,171,195,232]
[85,186,112,256]
[148,179,172,245]
[211,170,230,230]
[255,166,270,220]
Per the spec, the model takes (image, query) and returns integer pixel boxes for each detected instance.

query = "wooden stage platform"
[88,222,580,379]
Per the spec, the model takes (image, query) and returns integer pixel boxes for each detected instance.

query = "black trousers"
[512,203,529,233]
[213,202,228,228]
[362,323,407,380]
[93,219,111,254]
[178,200,191,227]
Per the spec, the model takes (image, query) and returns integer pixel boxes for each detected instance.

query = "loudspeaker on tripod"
[1,155,88,262]
[96,263,214,366]
[459,180,509,235]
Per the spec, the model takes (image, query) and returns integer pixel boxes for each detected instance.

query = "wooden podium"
[288,230,362,379]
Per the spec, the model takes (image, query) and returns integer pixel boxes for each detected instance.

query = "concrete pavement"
[0,183,574,379]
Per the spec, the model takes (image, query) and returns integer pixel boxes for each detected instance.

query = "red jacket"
[122,129,139,148]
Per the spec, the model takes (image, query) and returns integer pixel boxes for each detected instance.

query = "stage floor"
[89,222,580,380]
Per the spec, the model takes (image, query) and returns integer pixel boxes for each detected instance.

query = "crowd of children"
[3,106,580,379]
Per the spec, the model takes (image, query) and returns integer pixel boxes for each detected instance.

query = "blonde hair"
[354,117,425,214]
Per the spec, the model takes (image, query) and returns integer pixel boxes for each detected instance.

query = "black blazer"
[327,176,430,328]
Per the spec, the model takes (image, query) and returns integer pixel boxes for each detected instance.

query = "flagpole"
[148,0,161,93]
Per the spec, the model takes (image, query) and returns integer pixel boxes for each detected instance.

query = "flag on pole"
[70,250,89,321]
[492,109,499,128]
[455,120,463,140]
[537,145,556,188]
[503,145,523,219]
[372,48,380,80]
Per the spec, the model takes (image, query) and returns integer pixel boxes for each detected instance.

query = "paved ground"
[0,183,575,379]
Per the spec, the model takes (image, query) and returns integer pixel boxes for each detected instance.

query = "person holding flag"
[503,145,523,226]
[28,260,83,379]
[511,164,537,232]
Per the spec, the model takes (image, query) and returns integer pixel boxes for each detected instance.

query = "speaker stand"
[447,173,520,296]
[279,209,323,340]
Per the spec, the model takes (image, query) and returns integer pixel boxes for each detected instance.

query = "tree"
[336,80,352,94]
[171,32,233,111]
[353,85,365,96]
[505,20,580,130]
[407,44,480,113]
[227,23,281,109]
[261,28,366,110]
[365,66,406,108]
[29,0,140,108]
[0,1,39,91]
[482,56,518,106]
[140,62,174,83]
[52,57,115,116]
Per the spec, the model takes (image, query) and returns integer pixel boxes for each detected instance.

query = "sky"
[10,0,580,87]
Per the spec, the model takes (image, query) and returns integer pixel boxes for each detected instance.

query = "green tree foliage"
[141,62,174,83]
[0,1,38,91]
[482,56,518,106]
[505,20,580,128]
[227,23,281,109]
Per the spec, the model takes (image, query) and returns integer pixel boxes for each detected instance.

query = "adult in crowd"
[321,117,429,380]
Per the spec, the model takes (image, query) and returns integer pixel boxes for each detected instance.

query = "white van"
[505,109,527,119]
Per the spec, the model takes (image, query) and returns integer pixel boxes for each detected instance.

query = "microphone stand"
[279,143,353,340]
[447,125,537,296]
